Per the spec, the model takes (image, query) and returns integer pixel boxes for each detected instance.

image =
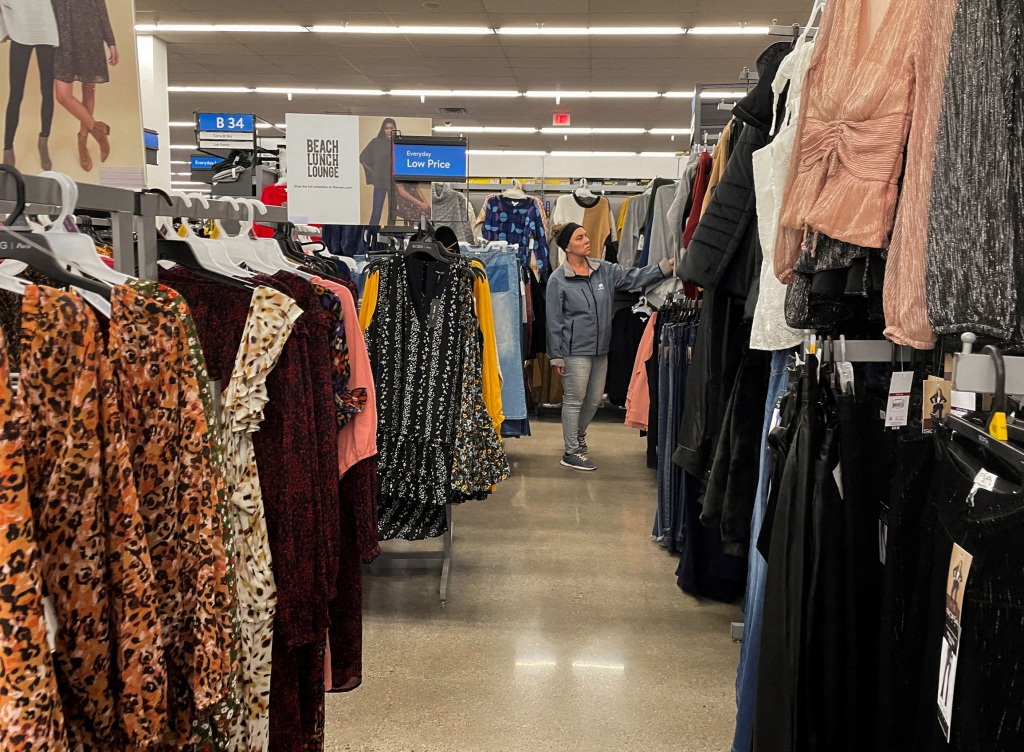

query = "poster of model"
[0,0,146,187]
[357,116,432,226]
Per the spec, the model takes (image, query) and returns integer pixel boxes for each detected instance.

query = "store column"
[136,34,172,189]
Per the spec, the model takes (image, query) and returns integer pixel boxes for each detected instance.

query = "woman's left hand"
[667,259,676,271]
[109,46,120,66]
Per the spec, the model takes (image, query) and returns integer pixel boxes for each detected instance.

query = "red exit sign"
[552,113,571,126]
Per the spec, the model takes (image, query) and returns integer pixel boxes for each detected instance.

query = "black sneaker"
[578,433,588,453]
[561,452,597,471]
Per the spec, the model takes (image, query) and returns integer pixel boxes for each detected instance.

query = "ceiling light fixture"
[639,151,683,157]
[253,86,385,96]
[649,128,693,135]
[170,144,199,150]
[136,23,308,33]
[433,126,538,133]
[467,149,548,156]
[525,90,660,99]
[391,89,522,98]
[170,180,207,185]
[167,86,253,93]
[497,26,684,35]
[687,26,769,35]
[539,127,645,134]
[549,151,638,157]
[662,91,747,99]
[311,25,493,35]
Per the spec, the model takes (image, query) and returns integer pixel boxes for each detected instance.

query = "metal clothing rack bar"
[0,172,137,273]
[953,333,1024,394]
[372,505,453,604]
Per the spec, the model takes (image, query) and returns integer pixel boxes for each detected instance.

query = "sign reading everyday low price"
[392,141,468,181]
[197,113,255,133]
[285,113,361,225]
[190,155,220,171]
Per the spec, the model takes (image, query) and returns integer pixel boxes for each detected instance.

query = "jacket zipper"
[586,275,599,356]
[569,321,575,352]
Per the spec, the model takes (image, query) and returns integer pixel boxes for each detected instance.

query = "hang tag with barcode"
[638,235,646,252]
[885,371,915,427]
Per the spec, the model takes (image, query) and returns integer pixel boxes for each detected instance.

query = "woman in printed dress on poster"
[51,0,118,172]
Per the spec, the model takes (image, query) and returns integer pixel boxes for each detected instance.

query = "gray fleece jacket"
[546,257,671,366]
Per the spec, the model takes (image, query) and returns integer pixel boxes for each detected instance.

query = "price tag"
[974,468,998,492]
[885,371,915,427]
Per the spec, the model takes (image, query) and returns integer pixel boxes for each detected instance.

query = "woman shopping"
[51,0,118,172]
[1,0,59,170]
[546,223,674,471]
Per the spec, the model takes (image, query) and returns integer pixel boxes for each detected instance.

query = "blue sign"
[143,129,159,150]
[393,143,467,181]
[191,155,220,170]
[197,113,255,133]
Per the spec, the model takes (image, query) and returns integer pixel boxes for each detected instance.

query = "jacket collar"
[563,258,601,278]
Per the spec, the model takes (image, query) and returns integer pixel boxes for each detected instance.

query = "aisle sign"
[285,113,361,224]
[392,142,468,181]
[191,155,220,171]
[197,113,255,133]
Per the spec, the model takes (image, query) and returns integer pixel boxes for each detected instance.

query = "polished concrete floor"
[325,416,744,751]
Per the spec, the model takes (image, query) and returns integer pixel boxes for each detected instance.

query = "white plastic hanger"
[574,178,594,199]
[502,179,527,199]
[164,191,255,279]
[241,197,314,280]
[219,196,278,274]
[39,171,131,286]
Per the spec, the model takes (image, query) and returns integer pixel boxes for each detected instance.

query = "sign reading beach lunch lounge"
[285,113,361,224]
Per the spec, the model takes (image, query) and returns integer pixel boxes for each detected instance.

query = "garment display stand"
[373,505,453,604]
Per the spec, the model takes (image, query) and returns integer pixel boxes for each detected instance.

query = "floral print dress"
[220,286,301,752]
[0,327,68,752]
[18,286,166,750]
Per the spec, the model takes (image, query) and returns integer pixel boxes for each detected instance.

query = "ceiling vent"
[437,107,469,116]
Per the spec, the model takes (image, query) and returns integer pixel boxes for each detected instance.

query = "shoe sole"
[560,460,597,471]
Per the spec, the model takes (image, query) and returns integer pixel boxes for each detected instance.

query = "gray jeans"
[561,355,609,454]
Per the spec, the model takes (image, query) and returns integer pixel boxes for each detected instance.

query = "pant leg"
[238,616,274,752]
[5,42,33,150]
[577,354,608,439]
[36,46,55,138]
[561,356,593,454]
[369,186,387,226]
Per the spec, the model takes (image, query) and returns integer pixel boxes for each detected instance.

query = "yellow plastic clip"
[989,411,1009,441]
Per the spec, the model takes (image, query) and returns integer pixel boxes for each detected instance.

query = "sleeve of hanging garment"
[545,275,566,368]
[359,270,379,331]
[610,259,672,292]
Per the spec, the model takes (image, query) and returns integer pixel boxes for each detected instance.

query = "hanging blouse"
[0,327,68,752]
[18,285,166,750]
[471,265,504,436]
[311,282,367,426]
[480,195,551,279]
[774,0,958,348]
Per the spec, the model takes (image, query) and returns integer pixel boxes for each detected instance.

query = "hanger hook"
[982,345,1008,440]
[39,171,78,231]
[0,164,26,227]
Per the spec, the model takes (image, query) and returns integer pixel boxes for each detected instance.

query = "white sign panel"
[285,114,361,224]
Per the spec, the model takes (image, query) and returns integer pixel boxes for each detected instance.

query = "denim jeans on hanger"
[732,348,793,752]
[655,324,674,542]
[473,249,528,421]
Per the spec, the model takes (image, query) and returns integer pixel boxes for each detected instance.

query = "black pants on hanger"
[5,42,55,150]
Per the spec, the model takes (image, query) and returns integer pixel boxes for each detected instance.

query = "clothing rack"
[372,506,453,604]
[0,172,136,273]
[952,333,1024,394]
[689,82,750,151]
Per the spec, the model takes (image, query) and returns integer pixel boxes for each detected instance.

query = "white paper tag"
[938,544,973,740]
[837,361,855,395]
[885,371,915,428]
[638,234,646,252]
[973,468,998,492]
[950,390,976,418]
[41,596,58,653]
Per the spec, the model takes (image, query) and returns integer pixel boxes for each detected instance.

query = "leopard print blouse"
[0,326,68,751]
[18,285,167,749]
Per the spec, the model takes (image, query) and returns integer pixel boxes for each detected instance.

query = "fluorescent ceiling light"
[137,23,307,33]
[687,26,769,35]
[253,86,385,96]
[170,161,189,165]
[640,151,682,157]
[168,86,252,93]
[663,91,746,99]
[391,89,521,98]
[540,127,645,134]
[312,25,492,35]
[433,126,538,134]
[169,121,195,127]
[170,144,198,150]
[171,180,207,185]
[498,26,683,35]
[548,151,637,158]
[525,91,660,99]
[468,149,548,156]
[649,128,693,135]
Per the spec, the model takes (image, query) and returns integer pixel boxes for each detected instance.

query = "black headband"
[557,222,583,251]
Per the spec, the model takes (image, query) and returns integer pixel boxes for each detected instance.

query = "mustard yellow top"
[471,260,504,434]
[358,269,380,332]
[616,197,632,236]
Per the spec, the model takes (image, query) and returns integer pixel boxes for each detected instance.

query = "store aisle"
[325,417,742,752]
